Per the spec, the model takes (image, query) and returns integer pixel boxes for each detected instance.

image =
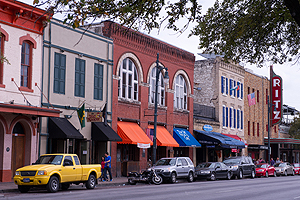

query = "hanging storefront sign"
[86,112,102,122]
[271,67,283,126]
[137,143,151,148]
[203,125,213,132]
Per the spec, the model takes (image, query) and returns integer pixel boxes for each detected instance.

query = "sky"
[18,0,300,111]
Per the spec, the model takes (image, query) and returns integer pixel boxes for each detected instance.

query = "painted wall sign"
[203,125,213,132]
[271,70,283,126]
[86,112,102,122]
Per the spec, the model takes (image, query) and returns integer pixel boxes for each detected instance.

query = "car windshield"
[273,163,285,167]
[223,159,241,164]
[256,164,267,168]
[156,158,176,166]
[35,155,63,165]
[197,163,215,168]
[293,164,300,167]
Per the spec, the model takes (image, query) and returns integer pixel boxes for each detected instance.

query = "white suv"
[152,157,195,183]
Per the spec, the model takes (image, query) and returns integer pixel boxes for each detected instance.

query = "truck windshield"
[156,158,176,166]
[35,155,63,165]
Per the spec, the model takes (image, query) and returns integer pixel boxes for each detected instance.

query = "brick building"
[194,55,246,164]
[88,21,196,177]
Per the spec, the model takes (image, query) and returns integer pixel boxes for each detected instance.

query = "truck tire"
[46,176,59,193]
[61,183,70,190]
[170,172,177,183]
[86,174,96,189]
[18,185,30,193]
[187,172,194,182]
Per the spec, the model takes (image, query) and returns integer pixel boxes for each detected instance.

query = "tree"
[289,114,300,139]
[191,0,300,66]
[34,0,201,33]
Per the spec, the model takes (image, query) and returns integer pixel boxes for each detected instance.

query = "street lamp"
[153,53,169,166]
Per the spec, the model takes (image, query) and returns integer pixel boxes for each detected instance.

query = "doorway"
[11,122,25,178]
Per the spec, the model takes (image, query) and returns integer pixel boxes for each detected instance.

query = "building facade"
[90,21,196,177]
[0,0,60,182]
[194,56,246,164]
[40,19,118,165]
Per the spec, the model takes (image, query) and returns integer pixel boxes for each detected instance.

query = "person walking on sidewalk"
[103,152,113,181]
[100,156,105,181]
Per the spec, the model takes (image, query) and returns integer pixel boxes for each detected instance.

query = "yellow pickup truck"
[14,154,101,193]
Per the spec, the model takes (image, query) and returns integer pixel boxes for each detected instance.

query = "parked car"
[274,162,295,176]
[195,162,232,181]
[255,163,277,177]
[223,156,256,179]
[292,163,300,175]
[152,157,195,183]
[14,154,101,193]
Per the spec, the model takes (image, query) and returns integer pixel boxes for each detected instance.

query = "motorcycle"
[127,167,163,185]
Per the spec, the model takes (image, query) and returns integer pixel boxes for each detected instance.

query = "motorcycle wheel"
[152,175,163,185]
[128,178,137,185]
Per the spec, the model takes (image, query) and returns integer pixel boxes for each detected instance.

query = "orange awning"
[117,121,152,145]
[148,125,179,147]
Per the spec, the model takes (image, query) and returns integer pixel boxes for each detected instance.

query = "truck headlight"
[15,171,20,176]
[162,168,171,172]
[37,170,47,175]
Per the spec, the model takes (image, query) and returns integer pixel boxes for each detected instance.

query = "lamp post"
[153,53,169,166]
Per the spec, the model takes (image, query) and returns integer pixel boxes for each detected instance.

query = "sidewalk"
[0,177,128,193]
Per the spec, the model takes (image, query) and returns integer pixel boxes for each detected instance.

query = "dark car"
[195,162,232,181]
[223,156,256,179]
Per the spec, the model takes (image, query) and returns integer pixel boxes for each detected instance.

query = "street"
[3,176,300,200]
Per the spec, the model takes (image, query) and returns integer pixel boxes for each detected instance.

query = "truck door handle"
[73,168,75,170]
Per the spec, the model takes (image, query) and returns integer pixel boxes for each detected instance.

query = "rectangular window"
[221,76,224,94]
[94,63,103,100]
[230,108,232,128]
[226,107,228,127]
[266,124,268,132]
[74,58,85,97]
[241,110,243,129]
[248,87,250,95]
[226,78,228,95]
[223,106,226,127]
[274,126,277,133]
[266,89,268,104]
[253,122,255,136]
[234,109,236,128]
[234,81,236,97]
[0,34,4,85]
[230,79,233,96]
[237,110,240,129]
[241,83,243,99]
[257,90,260,102]
[248,121,250,135]
[257,123,259,137]
[53,53,66,94]
[237,82,240,98]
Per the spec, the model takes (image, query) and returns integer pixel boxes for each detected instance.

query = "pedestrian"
[103,152,113,181]
[276,157,280,163]
[100,156,105,181]
[270,158,275,166]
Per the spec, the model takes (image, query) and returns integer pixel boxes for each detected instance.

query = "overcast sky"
[18,0,300,111]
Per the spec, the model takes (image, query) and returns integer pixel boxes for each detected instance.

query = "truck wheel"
[61,183,70,190]
[46,176,59,193]
[86,174,96,189]
[187,172,194,182]
[170,172,176,183]
[18,185,30,193]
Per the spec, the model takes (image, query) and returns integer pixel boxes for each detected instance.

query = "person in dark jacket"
[270,158,275,166]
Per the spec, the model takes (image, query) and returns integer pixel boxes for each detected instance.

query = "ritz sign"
[271,73,283,125]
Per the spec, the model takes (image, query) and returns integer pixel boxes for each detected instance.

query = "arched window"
[20,41,32,88]
[149,67,165,106]
[118,58,138,100]
[174,75,187,109]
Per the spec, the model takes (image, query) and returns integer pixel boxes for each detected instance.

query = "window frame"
[118,58,139,101]
[20,41,33,90]
[0,33,4,86]
[149,67,165,106]
[74,58,86,98]
[53,52,66,94]
[174,74,187,110]
[94,63,103,100]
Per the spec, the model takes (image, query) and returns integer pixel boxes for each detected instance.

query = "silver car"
[274,162,295,176]
[152,157,195,183]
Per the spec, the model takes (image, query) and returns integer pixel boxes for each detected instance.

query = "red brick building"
[100,21,195,176]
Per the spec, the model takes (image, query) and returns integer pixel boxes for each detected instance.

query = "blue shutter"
[75,58,85,97]
[94,63,103,100]
[54,53,66,94]
[60,54,66,94]
[241,110,243,129]
[229,108,232,128]
[226,107,228,127]
[234,80,236,97]
[223,106,225,127]
[221,76,224,94]
[234,109,236,128]
[54,53,60,93]
[237,82,240,98]
[226,78,228,95]
[241,83,243,99]
[229,79,232,96]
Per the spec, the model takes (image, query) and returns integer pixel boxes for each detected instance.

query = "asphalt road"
[4,176,300,200]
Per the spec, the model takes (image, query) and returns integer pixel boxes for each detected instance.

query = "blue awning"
[173,128,201,147]
[194,130,245,149]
